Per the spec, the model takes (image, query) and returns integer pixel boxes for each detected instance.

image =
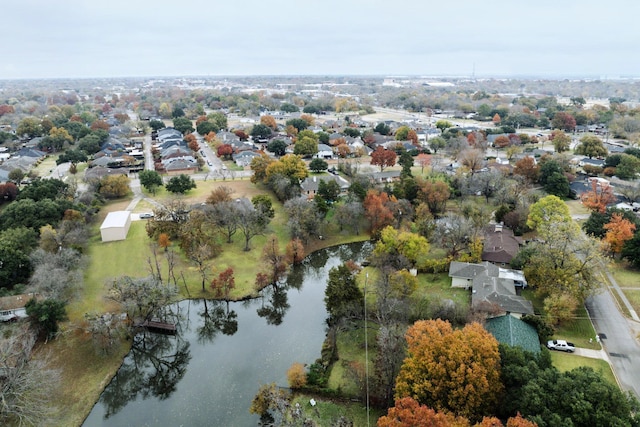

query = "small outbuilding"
[100,211,132,242]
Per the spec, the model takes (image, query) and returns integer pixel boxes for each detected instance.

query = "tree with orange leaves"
[378,398,538,427]
[285,238,305,265]
[407,129,418,145]
[377,397,470,427]
[493,135,510,148]
[364,189,396,235]
[514,156,539,183]
[184,133,199,152]
[204,131,217,143]
[158,233,171,252]
[604,213,636,255]
[300,114,315,126]
[394,319,503,422]
[580,181,616,213]
[260,114,277,130]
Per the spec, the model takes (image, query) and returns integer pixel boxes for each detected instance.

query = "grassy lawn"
[292,394,384,426]
[550,352,617,386]
[414,272,470,306]
[328,324,372,396]
[609,260,640,315]
[46,330,130,427]
[565,199,590,217]
[523,288,600,350]
[30,154,59,177]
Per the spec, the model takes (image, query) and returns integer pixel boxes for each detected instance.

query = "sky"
[2,0,639,80]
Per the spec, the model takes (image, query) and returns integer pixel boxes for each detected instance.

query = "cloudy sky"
[1,0,638,80]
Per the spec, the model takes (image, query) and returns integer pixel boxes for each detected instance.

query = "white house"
[100,211,132,242]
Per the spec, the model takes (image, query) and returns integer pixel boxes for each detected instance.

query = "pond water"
[83,241,371,427]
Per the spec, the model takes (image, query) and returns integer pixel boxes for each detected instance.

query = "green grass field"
[550,352,617,386]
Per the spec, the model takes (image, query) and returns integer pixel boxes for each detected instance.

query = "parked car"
[547,339,575,352]
[139,212,154,219]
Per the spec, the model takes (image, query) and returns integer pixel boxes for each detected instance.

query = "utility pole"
[364,272,370,427]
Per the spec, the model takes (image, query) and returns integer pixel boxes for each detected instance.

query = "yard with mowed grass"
[46,330,130,427]
[609,261,640,315]
[523,288,600,350]
[550,352,617,386]
[291,394,384,426]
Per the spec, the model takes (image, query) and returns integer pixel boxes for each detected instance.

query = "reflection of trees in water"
[197,299,238,344]
[257,284,290,326]
[285,264,304,290]
[98,331,191,419]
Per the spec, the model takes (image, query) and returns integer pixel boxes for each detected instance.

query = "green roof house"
[485,315,541,354]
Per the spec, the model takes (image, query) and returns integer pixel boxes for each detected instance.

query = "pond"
[83,241,372,426]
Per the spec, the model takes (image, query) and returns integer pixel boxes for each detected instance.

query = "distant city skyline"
[2,0,639,80]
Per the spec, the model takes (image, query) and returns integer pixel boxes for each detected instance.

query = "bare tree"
[210,201,239,243]
[433,213,476,257]
[284,197,322,242]
[458,148,485,173]
[236,198,269,251]
[0,325,60,426]
[334,201,364,234]
[29,248,85,300]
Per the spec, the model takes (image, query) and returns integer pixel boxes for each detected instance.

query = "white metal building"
[100,211,132,242]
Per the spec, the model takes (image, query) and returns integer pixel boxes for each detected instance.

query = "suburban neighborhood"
[1,74,640,427]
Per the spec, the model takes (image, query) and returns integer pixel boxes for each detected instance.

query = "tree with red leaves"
[211,267,235,299]
[370,146,396,172]
[217,144,233,160]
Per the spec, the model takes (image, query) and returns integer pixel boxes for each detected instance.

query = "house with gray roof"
[163,158,198,174]
[485,315,541,353]
[449,261,533,318]
[315,144,334,159]
[300,174,350,199]
[233,150,260,167]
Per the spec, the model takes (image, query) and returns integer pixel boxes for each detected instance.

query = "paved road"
[586,289,640,398]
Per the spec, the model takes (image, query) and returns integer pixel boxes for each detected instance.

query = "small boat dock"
[141,320,177,335]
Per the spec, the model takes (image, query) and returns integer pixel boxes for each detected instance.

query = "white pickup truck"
[547,339,576,353]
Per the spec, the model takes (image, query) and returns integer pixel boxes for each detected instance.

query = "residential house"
[233,151,261,167]
[315,144,334,159]
[163,158,198,174]
[485,315,541,353]
[449,261,533,318]
[365,170,402,184]
[482,223,522,265]
[300,174,350,199]
[578,157,605,168]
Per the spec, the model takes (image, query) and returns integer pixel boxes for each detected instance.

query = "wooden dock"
[141,320,177,335]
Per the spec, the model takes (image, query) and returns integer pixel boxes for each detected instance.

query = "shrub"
[286,362,307,389]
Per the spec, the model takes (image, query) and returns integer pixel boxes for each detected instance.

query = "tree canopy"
[395,319,503,421]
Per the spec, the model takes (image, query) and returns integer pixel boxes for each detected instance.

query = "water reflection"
[256,283,291,326]
[99,331,191,419]
[83,241,372,427]
[197,299,238,344]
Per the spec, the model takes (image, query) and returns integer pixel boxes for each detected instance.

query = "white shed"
[100,211,132,242]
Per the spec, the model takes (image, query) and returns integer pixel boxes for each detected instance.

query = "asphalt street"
[586,290,640,398]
